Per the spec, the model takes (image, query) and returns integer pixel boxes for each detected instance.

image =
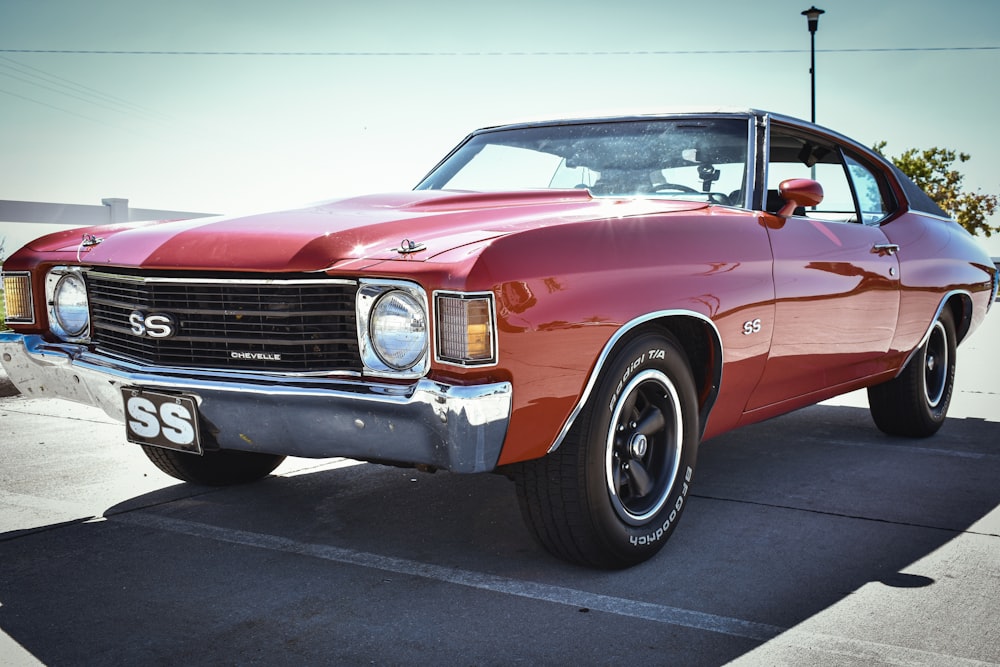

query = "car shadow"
[0,403,997,665]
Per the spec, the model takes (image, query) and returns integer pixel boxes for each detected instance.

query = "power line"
[0,55,243,144]
[0,56,175,124]
[0,64,159,122]
[0,46,997,57]
[0,87,133,130]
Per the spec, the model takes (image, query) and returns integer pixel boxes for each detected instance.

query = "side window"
[845,153,892,224]
[766,128,857,223]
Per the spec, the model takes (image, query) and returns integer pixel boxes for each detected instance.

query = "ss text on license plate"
[121,388,203,454]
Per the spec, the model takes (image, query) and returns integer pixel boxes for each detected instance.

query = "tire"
[868,306,957,438]
[515,331,699,569]
[141,445,286,486]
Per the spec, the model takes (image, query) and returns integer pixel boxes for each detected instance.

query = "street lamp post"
[802,6,825,123]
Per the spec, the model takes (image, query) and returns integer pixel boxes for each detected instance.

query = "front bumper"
[0,333,512,473]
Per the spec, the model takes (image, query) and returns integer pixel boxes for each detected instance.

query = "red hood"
[28,190,707,272]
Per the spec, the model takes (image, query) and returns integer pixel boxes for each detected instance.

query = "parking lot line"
[111,511,995,667]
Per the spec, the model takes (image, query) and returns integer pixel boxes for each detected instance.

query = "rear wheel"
[515,331,699,568]
[141,446,286,486]
[868,307,956,437]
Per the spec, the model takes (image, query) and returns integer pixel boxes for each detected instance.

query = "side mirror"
[777,178,824,217]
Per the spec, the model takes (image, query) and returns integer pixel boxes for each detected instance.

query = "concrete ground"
[0,312,997,666]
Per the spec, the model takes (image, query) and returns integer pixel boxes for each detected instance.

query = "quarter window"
[845,154,891,224]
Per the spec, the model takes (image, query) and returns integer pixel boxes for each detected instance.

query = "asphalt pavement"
[1,311,998,666]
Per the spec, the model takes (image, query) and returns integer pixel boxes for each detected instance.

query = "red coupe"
[2,110,995,567]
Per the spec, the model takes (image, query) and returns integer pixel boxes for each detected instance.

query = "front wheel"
[141,446,286,486]
[515,331,699,568]
[868,306,957,437]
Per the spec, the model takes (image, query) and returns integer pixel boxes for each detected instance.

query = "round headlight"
[52,272,90,338]
[369,290,427,370]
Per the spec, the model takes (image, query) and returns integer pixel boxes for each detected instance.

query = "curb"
[0,365,20,397]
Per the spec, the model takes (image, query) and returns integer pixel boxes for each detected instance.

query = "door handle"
[872,243,900,256]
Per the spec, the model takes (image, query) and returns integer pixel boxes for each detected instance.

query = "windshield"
[416,117,752,206]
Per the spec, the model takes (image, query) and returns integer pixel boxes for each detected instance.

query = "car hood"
[28,190,708,272]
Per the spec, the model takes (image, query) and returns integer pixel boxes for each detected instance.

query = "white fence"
[1,198,215,261]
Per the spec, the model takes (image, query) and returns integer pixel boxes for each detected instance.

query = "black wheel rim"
[923,320,949,408]
[605,369,682,525]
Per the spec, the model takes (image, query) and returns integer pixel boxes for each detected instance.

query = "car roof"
[472,107,762,133]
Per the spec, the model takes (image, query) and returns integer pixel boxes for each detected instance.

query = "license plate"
[121,388,203,454]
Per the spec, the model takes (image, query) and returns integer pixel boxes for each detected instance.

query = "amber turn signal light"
[435,293,496,366]
[2,272,34,324]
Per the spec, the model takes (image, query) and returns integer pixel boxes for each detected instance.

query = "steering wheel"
[649,183,698,193]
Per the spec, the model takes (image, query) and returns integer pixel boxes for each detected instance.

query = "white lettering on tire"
[629,465,694,547]
[610,351,669,411]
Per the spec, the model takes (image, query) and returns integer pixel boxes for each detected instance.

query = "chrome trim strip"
[896,290,970,376]
[546,310,723,454]
[1,334,377,394]
[84,270,357,287]
[762,111,887,164]
[731,116,757,210]
[989,270,999,312]
[76,346,365,380]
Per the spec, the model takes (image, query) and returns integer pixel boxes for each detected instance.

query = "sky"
[2,0,1000,255]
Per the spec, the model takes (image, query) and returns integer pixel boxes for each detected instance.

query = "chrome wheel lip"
[923,320,948,408]
[605,369,682,526]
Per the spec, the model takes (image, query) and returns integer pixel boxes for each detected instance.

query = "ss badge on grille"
[128,310,178,338]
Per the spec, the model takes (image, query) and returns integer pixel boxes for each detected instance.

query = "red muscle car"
[2,110,996,568]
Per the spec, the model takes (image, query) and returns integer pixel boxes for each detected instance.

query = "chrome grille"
[85,269,361,374]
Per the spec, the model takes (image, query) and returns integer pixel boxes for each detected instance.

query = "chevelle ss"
[2,110,996,568]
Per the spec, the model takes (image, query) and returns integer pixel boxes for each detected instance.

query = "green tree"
[874,141,999,237]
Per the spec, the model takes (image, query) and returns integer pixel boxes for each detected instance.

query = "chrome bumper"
[0,333,512,473]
